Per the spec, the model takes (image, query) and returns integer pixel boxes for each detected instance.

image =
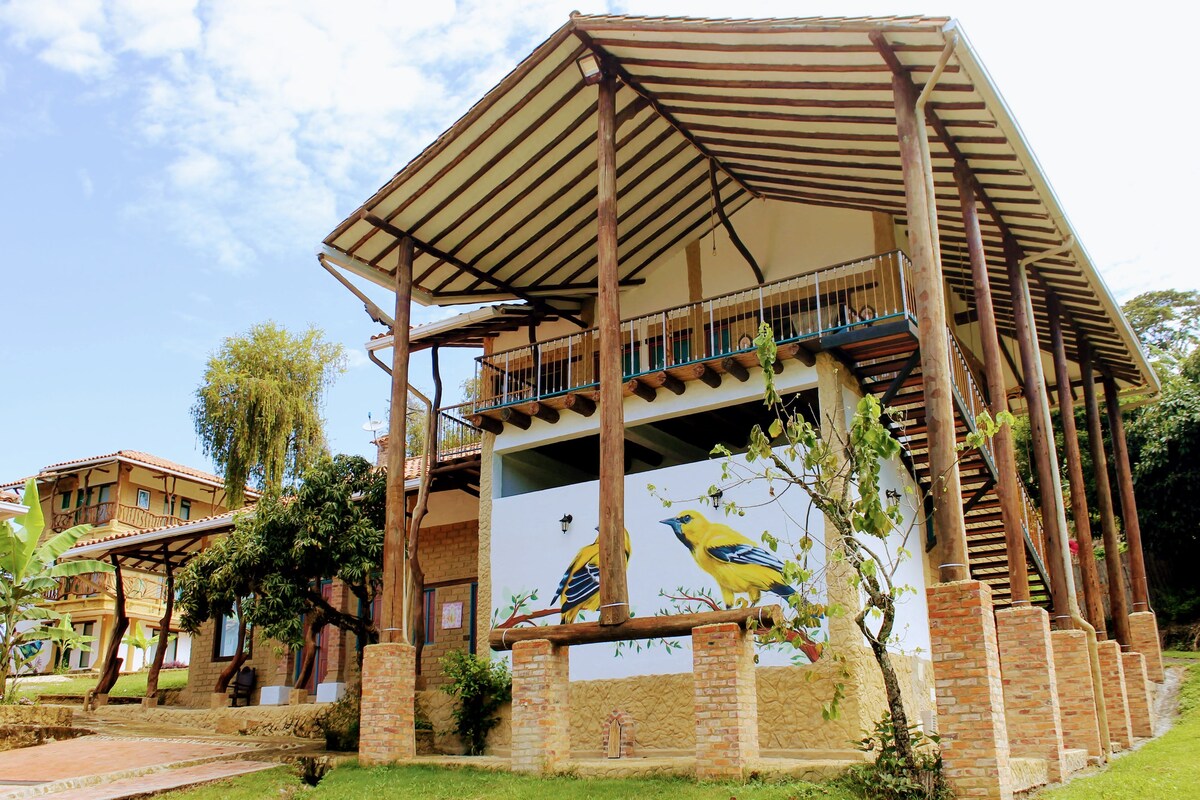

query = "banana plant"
[0,478,112,702]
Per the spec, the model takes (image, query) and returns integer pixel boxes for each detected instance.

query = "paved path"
[41,760,280,799]
[0,736,253,784]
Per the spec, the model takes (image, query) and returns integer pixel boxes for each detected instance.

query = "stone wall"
[0,706,73,726]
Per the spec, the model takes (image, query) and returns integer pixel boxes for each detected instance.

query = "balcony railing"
[51,502,188,533]
[474,250,915,411]
[45,572,168,603]
[432,402,484,462]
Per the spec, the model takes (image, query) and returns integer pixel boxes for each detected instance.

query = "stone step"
[1063,748,1088,775]
[39,760,280,799]
[1010,757,1049,793]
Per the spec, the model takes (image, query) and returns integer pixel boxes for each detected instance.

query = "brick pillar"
[358,643,416,765]
[323,582,350,684]
[926,581,1012,800]
[996,606,1066,782]
[1128,612,1164,683]
[1096,640,1132,750]
[1120,652,1154,739]
[692,622,759,781]
[1050,630,1103,758]
[511,639,570,773]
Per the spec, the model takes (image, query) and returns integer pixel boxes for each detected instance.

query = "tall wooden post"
[1048,302,1106,636]
[145,550,175,700]
[953,162,1028,602]
[381,235,415,643]
[1006,247,1072,625]
[1082,361,1132,645]
[1103,377,1150,612]
[596,71,629,625]
[893,76,968,582]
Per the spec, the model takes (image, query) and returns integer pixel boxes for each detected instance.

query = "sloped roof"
[322,12,1154,392]
[2,450,260,497]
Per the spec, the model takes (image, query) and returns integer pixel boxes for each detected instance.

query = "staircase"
[824,319,1051,607]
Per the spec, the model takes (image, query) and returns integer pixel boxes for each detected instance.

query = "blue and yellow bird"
[660,510,795,608]
[555,527,632,624]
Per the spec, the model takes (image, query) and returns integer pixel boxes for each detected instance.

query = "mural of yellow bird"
[555,527,632,624]
[660,510,796,608]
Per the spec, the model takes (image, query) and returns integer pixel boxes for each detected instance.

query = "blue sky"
[1,0,1197,483]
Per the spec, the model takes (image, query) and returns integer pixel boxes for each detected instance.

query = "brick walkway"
[42,760,279,799]
[0,736,252,784]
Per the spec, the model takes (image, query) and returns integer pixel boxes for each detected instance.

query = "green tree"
[1122,289,1200,362]
[0,479,110,701]
[192,322,346,506]
[176,455,385,688]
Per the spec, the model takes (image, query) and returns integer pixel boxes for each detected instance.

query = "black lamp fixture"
[559,513,574,533]
[575,52,604,85]
[885,488,901,502]
[708,487,724,509]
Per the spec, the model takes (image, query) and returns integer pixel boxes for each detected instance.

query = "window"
[213,612,250,660]
[96,485,112,504]
[59,492,71,511]
[179,499,191,521]
[136,489,151,510]
[163,496,175,516]
[148,627,179,663]
[423,589,436,645]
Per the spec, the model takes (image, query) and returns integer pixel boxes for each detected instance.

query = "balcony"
[50,502,189,533]
[44,571,168,604]
[473,250,915,413]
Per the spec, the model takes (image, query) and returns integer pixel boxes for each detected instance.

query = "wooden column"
[381,235,415,643]
[596,71,629,625]
[94,556,129,696]
[1081,360,1132,645]
[1104,377,1150,612]
[1049,302,1106,636]
[145,551,175,700]
[1006,247,1072,625]
[892,76,968,582]
[954,162,1028,603]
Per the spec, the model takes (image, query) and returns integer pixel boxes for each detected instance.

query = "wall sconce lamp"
[575,52,604,86]
[560,513,574,533]
[885,488,901,502]
[708,487,724,510]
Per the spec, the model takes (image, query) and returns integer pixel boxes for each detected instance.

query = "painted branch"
[1050,303,1106,634]
[1082,362,1132,645]
[380,235,414,644]
[708,160,764,284]
[1104,377,1150,612]
[954,163,1029,603]
[595,71,630,626]
[489,606,785,650]
[893,75,968,583]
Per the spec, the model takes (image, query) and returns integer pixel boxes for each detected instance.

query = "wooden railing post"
[1103,377,1150,613]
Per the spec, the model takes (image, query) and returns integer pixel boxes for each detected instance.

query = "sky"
[1,0,1197,483]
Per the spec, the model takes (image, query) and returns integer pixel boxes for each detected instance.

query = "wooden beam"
[500,407,532,430]
[595,71,629,627]
[490,606,784,650]
[469,414,503,435]
[660,373,686,395]
[698,364,722,388]
[1104,376,1150,612]
[954,162,1030,605]
[381,235,414,644]
[1082,361,1132,645]
[563,393,596,417]
[709,160,764,284]
[522,402,560,424]
[626,378,657,403]
[892,74,968,584]
[721,357,749,382]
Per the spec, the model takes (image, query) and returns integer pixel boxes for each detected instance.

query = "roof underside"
[323,14,1154,390]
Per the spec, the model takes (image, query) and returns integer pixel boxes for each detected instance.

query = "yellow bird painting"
[555,527,632,624]
[660,510,795,608]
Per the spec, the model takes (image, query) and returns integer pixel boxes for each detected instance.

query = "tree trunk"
[145,557,174,699]
[94,558,129,696]
[294,614,325,690]
[867,631,917,766]
[214,604,248,693]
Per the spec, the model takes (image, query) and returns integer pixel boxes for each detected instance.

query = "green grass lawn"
[13,668,189,701]
[158,764,856,800]
[1165,649,1200,660]
[1041,659,1200,799]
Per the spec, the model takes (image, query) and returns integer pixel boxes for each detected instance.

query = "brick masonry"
[1128,612,1164,683]
[182,626,284,707]
[926,580,1012,800]
[1096,640,1132,750]
[511,639,570,773]
[996,606,1066,783]
[359,642,416,765]
[1120,651,1154,739]
[1049,629,1103,758]
[418,519,480,689]
[692,622,759,781]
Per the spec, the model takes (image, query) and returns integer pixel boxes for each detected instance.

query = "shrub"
[440,650,511,755]
[317,684,360,752]
[841,712,951,800]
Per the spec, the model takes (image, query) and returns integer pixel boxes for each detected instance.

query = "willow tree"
[193,322,346,505]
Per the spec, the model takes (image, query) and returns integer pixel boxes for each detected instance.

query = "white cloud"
[77,168,93,197]
[345,348,370,370]
[0,0,111,77]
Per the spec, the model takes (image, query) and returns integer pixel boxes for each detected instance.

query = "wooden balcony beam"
[490,605,784,650]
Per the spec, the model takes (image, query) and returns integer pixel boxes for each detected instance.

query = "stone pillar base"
[511,639,570,773]
[1050,630,1103,758]
[208,692,227,709]
[996,606,1066,783]
[927,581,1012,800]
[316,681,346,704]
[1128,612,1164,683]
[289,688,310,705]
[141,696,158,709]
[1096,640,1132,750]
[693,622,759,781]
[258,685,290,706]
[359,643,416,766]
[93,693,110,708]
[1120,652,1154,739]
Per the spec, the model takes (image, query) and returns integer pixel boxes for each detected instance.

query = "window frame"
[212,612,251,662]
[136,489,151,510]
